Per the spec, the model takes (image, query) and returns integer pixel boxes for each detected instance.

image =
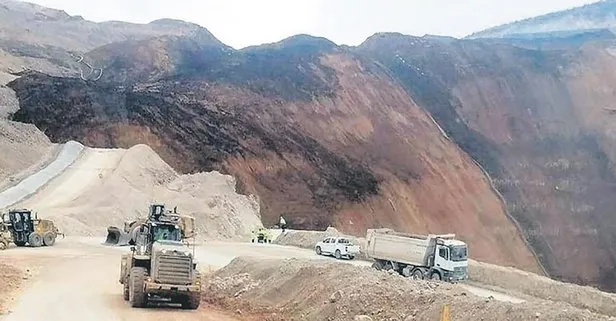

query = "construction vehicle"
[119,204,201,309]
[365,228,468,282]
[251,226,273,243]
[0,209,63,249]
[105,204,192,246]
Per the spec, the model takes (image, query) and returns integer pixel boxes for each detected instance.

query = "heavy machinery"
[105,204,192,246]
[119,204,201,309]
[251,226,273,243]
[0,209,63,249]
[365,228,468,282]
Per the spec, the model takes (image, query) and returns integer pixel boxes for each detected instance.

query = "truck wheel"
[335,249,342,259]
[412,269,424,280]
[28,233,43,247]
[348,255,355,260]
[371,260,384,270]
[14,241,26,247]
[43,232,56,246]
[402,266,413,277]
[123,277,130,301]
[129,267,148,308]
[430,271,442,281]
[315,246,322,255]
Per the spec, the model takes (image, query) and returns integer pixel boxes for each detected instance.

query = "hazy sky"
[26,0,598,49]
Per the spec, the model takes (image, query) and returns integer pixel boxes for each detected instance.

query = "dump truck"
[0,209,63,249]
[119,204,201,309]
[365,228,468,282]
[105,204,193,246]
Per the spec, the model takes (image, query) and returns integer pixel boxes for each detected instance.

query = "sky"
[26,0,599,49]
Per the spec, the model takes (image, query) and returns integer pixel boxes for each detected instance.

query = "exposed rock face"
[7,35,540,274]
[358,33,616,290]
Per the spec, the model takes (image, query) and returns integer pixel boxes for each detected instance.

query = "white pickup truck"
[315,236,360,260]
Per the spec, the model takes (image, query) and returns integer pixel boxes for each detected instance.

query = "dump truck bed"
[366,228,434,266]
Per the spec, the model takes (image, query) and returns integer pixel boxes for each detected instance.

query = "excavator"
[105,204,193,246]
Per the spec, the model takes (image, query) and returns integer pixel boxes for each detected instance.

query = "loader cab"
[5,210,35,245]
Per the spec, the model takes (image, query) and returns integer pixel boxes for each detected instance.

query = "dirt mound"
[469,259,616,317]
[0,120,56,190]
[204,257,610,321]
[18,144,262,241]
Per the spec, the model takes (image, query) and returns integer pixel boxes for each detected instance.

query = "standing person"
[279,215,287,232]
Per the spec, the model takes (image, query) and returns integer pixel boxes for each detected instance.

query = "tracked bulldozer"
[105,204,194,246]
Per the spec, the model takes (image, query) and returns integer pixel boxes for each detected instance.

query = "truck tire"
[402,266,413,277]
[129,267,148,308]
[28,233,43,247]
[123,278,129,301]
[412,269,424,280]
[315,246,322,255]
[14,241,26,247]
[371,260,384,270]
[335,249,342,259]
[43,232,56,246]
[348,255,355,260]
[430,271,442,281]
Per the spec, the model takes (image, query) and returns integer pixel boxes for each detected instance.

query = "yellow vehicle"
[1,209,63,248]
[251,227,272,243]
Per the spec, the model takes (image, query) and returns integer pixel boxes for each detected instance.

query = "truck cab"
[432,238,468,281]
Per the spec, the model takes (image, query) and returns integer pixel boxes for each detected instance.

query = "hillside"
[469,0,616,39]
[5,29,542,275]
[357,33,616,290]
[7,0,616,292]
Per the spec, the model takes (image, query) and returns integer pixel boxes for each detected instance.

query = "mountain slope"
[6,34,541,274]
[357,33,616,290]
[469,0,616,39]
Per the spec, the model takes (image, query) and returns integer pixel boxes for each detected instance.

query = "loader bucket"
[104,226,131,246]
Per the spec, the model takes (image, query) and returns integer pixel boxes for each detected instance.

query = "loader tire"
[129,267,147,308]
[123,278,130,301]
[182,291,201,310]
[182,271,201,310]
[43,232,56,246]
[28,233,43,247]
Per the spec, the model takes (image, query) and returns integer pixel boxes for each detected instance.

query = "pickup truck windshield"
[450,245,468,261]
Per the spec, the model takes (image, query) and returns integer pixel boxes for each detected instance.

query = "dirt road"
[0,239,242,321]
[0,237,524,321]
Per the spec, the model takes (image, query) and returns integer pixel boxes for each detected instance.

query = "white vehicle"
[365,228,468,282]
[315,236,360,260]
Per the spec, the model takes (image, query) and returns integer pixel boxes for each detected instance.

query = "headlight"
[161,249,168,254]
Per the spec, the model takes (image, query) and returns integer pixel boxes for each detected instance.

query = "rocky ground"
[203,256,613,321]
[0,263,23,315]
